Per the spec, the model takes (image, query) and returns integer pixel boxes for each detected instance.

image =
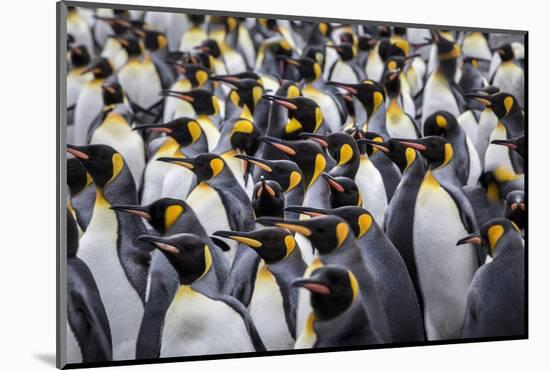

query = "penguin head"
[282,57,322,83]
[464,92,519,120]
[360,137,416,173]
[358,131,385,157]
[477,172,504,203]
[257,214,353,255]
[134,117,204,147]
[285,205,374,239]
[301,132,359,167]
[68,45,91,68]
[157,153,227,183]
[214,227,296,264]
[495,43,515,62]
[114,36,142,57]
[80,57,113,79]
[93,15,133,35]
[195,39,222,58]
[138,233,212,285]
[111,198,188,235]
[160,88,220,116]
[293,266,359,320]
[434,32,461,62]
[67,144,126,188]
[262,95,324,139]
[101,82,124,106]
[211,77,264,114]
[259,136,326,189]
[302,45,326,69]
[188,14,206,27]
[166,62,211,88]
[396,136,454,169]
[457,218,521,257]
[251,177,285,218]
[357,35,378,52]
[378,41,406,61]
[491,135,525,158]
[234,154,304,193]
[67,157,92,197]
[141,30,168,52]
[328,80,386,117]
[67,209,79,258]
[322,172,362,208]
[327,42,356,61]
[423,110,459,137]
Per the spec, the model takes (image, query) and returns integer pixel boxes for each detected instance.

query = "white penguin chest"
[161,286,254,357]
[303,85,341,133]
[74,81,103,145]
[249,262,294,350]
[197,116,221,152]
[356,157,388,226]
[78,201,144,360]
[485,123,514,173]
[163,79,194,121]
[422,74,460,122]
[118,59,162,109]
[330,61,359,84]
[386,103,417,139]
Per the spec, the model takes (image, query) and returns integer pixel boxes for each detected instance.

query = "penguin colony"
[65,6,526,364]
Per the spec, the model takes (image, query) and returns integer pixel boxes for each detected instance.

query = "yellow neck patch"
[210,158,225,178]
[357,213,373,238]
[436,114,448,129]
[287,85,301,98]
[108,153,124,185]
[348,271,359,302]
[198,245,213,280]
[230,90,240,107]
[504,96,514,116]
[284,235,297,258]
[308,153,326,189]
[164,204,184,231]
[338,144,354,166]
[287,171,302,192]
[372,91,384,113]
[196,70,208,87]
[438,143,453,168]
[95,188,110,208]
[422,170,440,188]
[211,96,220,115]
[252,86,263,106]
[232,119,254,135]
[487,182,500,203]
[188,120,202,143]
[336,222,349,249]
[404,147,416,172]
[494,167,521,182]
[387,60,397,71]
[285,117,303,134]
[314,107,324,132]
[313,63,322,81]
[488,225,504,255]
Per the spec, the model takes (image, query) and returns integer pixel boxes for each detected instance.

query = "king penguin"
[67,157,95,232]
[66,144,152,360]
[138,233,265,357]
[214,227,307,350]
[457,218,525,338]
[490,44,524,109]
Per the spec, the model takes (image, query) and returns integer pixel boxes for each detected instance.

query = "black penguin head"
[382,62,402,98]
[281,57,322,82]
[423,110,459,137]
[434,32,461,62]
[67,209,79,258]
[322,173,362,208]
[396,136,453,169]
[262,95,324,139]
[195,39,221,58]
[67,157,92,197]
[69,45,91,68]
[234,154,303,193]
[188,14,206,27]
[111,198,187,235]
[457,218,521,257]
[94,15,133,35]
[101,82,124,105]
[160,88,220,116]
[505,190,526,230]
[357,35,378,51]
[360,138,416,173]
[357,131,384,156]
[138,233,212,285]
[302,132,359,167]
[141,30,168,51]
[157,153,227,183]
[293,266,359,320]
[134,117,203,147]
[328,80,386,117]
[251,177,285,218]
[214,227,296,264]
[464,92,519,120]
[491,135,525,158]
[81,57,113,79]
[327,42,355,61]
[285,205,374,239]
[495,43,515,62]
[211,77,264,114]
[302,45,326,68]
[167,62,211,88]
[259,136,326,190]
[257,214,353,255]
[67,144,126,188]
[114,36,142,56]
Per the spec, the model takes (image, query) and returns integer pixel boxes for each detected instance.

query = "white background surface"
[0,0,545,368]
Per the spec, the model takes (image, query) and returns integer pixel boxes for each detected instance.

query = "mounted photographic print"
[57,1,527,368]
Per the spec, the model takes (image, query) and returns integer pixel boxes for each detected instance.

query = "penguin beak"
[66,144,90,160]
[300,133,329,148]
[80,65,101,76]
[133,123,173,134]
[101,84,116,95]
[193,45,210,53]
[395,138,427,151]
[463,93,493,107]
[456,233,482,246]
[292,277,331,294]
[322,172,345,193]
[160,90,194,102]
[278,56,301,67]
[110,205,151,220]
[138,235,180,254]
[212,230,263,248]
[491,139,518,150]
[326,44,343,53]
[262,95,298,110]
[509,202,525,211]
[256,217,313,237]
[359,139,390,153]
[326,81,358,95]
[259,136,297,156]
[156,157,195,169]
[234,154,273,172]
[166,61,187,74]
[404,54,421,62]
[257,177,276,199]
[387,69,401,81]
[209,75,240,89]
[284,206,326,217]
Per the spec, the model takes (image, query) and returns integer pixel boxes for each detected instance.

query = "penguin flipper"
[152,55,177,90]
[118,240,152,303]
[86,108,111,145]
[223,246,260,306]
